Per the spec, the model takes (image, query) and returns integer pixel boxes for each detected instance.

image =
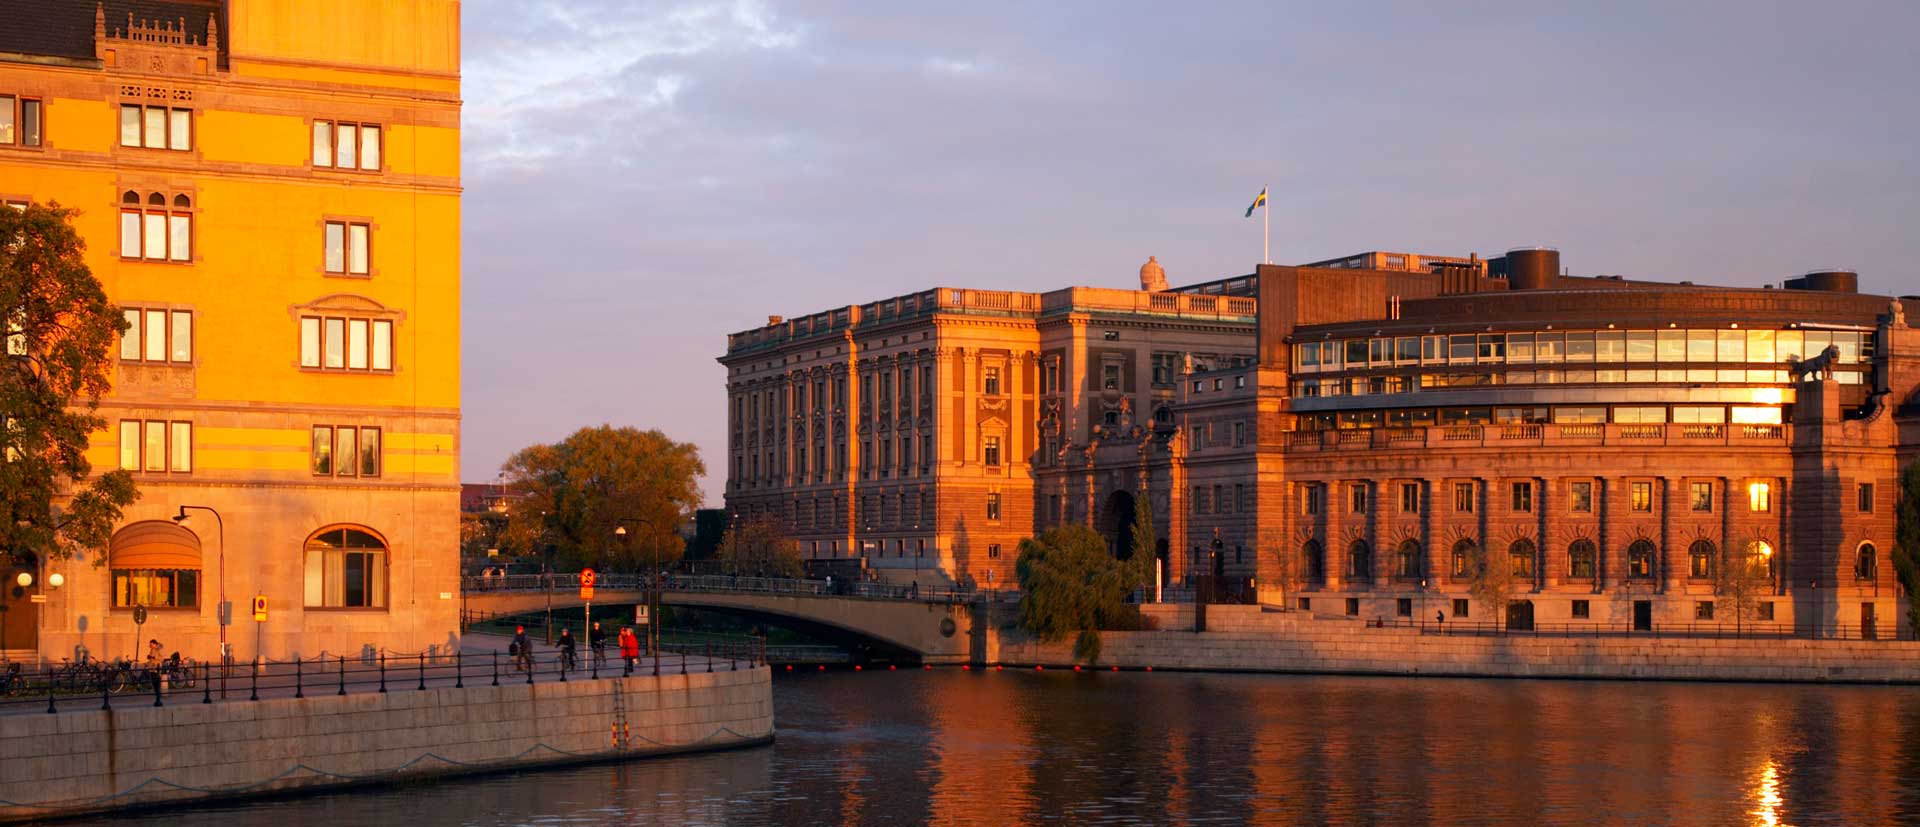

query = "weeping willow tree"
[1015,522,1149,664]
[1894,462,1920,636]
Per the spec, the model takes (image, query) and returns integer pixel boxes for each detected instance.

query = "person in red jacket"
[618,626,640,675]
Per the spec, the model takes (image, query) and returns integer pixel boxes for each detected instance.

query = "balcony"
[1282,422,1792,453]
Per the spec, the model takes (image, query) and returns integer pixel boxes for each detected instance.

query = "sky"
[459,0,1920,505]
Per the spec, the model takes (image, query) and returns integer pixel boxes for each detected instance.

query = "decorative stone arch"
[302,524,391,610]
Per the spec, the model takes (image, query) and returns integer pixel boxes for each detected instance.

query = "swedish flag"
[1244,187,1267,218]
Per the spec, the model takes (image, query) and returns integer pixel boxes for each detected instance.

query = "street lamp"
[172,505,227,657]
[615,517,661,657]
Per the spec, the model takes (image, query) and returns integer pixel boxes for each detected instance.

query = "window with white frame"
[0,94,43,147]
[311,425,383,477]
[323,220,371,275]
[119,104,190,150]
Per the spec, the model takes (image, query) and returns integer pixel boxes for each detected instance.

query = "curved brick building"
[725,248,1918,636]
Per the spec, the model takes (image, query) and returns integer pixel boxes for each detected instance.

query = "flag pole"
[1262,183,1270,264]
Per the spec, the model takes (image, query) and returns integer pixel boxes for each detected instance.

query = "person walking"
[589,621,606,670]
[511,625,533,674]
[558,628,578,673]
[618,626,640,675]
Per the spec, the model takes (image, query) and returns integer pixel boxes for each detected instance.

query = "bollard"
[652,650,659,677]
[295,657,304,699]
[456,651,465,689]
[379,653,387,693]
[338,656,346,696]
[48,666,58,714]
[706,644,714,673]
[526,652,534,685]
[152,668,164,707]
[102,673,111,711]
[681,649,687,675]
[591,648,598,681]
[250,662,259,702]
[491,651,499,687]
[203,663,212,704]
[418,653,426,691]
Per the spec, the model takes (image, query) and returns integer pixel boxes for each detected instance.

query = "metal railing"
[0,640,765,717]
[461,572,1020,605]
[1355,617,1912,641]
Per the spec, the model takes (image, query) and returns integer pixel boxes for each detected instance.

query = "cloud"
[458,1,1920,504]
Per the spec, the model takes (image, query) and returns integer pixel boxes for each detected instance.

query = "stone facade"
[726,249,1917,635]
[0,1,463,662]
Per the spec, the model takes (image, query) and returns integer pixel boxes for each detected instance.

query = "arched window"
[1857,543,1878,580]
[1348,540,1372,580]
[1746,540,1776,578]
[1394,540,1421,580]
[121,190,192,261]
[1627,540,1656,579]
[1688,540,1715,579]
[147,192,165,206]
[1303,540,1325,583]
[303,526,388,609]
[1568,539,1596,579]
[1450,540,1475,580]
[1508,539,1536,578]
[122,190,139,204]
[173,194,191,208]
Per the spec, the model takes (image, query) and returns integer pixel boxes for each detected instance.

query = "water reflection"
[114,671,1920,826]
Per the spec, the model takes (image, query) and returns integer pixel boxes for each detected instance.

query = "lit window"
[1569,482,1593,513]
[1400,482,1420,513]
[1748,482,1772,512]
[1568,540,1596,579]
[983,366,1001,396]
[982,435,1001,467]
[1690,482,1713,512]
[303,527,388,609]
[118,308,194,364]
[1349,484,1367,513]
[1454,482,1475,513]
[1510,482,1533,513]
[324,220,371,275]
[1631,482,1653,512]
[1689,540,1714,579]
[118,104,190,150]
[985,492,1001,521]
[1627,540,1656,578]
[119,191,193,261]
[0,95,43,146]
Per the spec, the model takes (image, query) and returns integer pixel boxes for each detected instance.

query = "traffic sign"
[133,605,148,625]
[252,595,268,622]
[634,604,649,625]
[579,568,596,601]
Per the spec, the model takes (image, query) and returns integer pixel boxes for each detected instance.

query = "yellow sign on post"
[579,568,596,601]
[252,595,268,622]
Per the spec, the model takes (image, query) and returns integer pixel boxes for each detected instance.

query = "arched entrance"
[1,550,40,653]
[1104,490,1136,560]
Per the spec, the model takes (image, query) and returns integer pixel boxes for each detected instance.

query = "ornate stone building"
[728,246,1919,635]
[1,1,462,661]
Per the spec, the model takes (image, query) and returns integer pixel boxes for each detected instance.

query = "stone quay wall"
[993,605,1920,683]
[0,667,772,824]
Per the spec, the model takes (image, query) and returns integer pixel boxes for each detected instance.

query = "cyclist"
[511,625,533,673]
[558,628,578,673]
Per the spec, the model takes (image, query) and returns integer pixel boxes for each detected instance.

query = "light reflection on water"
[110,671,1920,826]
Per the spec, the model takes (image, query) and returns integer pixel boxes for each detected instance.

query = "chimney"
[767,315,783,326]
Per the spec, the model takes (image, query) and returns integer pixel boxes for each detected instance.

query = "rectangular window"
[1303,484,1324,515]
[1454,482,1475,513]
[312,121,333,166]
[1858,482,1874,513]
[347,319,369,369]
[1350,484,1367,514]
[1103,364,1121,390]
[300,317,322,367]
[1691,482,1713,512]
[1571,600,1590,619]
[120,198,192,261]
[1749,481,1772,513]
[119,307,194,364]
[312,425,382,477]
[1511,482,1533,513]
[1400,482,1419,514]
[304,546,387,609]
[1631,482,1653,512]
[1570,482,1592,512]
[983,366,1001,395]
[323,318,345,368]
[324,220,371,275]
[0,96,42,146]
[986,492,1002,521]
[122,419,190,473]
[1215,484,1228,514]
[120,104,190,150]
[1696,601,1715,621]
[983,435,1001,467]
[112,568,199,608]
[337,123,358,168]
[1453,599,1469,618]
[988,544,1001,559]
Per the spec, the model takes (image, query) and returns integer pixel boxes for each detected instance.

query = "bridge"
[461,574,1011,665]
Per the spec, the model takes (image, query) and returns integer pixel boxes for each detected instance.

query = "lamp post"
[614,517,660,657]
[171,506,227,657]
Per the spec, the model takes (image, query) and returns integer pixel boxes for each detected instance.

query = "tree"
[1127,493,1157,592]
[1263,537,1300,610]
[1014,524,1147,664]
[500,425,704,572]
[1,203,138,563]
[1892,462,1920,635]
[1466,542,1512,630]
[715,515,804,578]
[1715,541,1775,634]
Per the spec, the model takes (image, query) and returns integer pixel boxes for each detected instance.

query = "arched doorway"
[1104,490,1136,560]
[2,550,41,653]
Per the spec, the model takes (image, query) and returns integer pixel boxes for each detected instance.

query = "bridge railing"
[462,572,1021,605]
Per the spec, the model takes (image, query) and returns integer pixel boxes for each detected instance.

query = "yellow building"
[0,0,461,662]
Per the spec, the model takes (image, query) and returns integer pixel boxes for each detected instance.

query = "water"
[112,670,1920,826]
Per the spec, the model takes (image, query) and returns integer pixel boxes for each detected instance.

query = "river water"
[116,670,1920,826]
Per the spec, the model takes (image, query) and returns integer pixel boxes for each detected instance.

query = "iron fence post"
[48,666,57,714]
[526,651,534,685]
[249,662,259,702]
[203,663,212,704]
[491,651,499,686]
[338,656,346,696]
[418,653,426,691]
[379,653,387,693]
[456,651,465,689]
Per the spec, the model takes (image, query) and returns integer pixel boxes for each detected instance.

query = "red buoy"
[962,664,970,671]
[1035,665,1044,671]
[924,665,932,671]
[817,665,826,671]
[1111,666,1119,672]
[854,665,862,671]
[1072,665,1080,672]
[785,664,793,671]
[1145,666,1153,672]
[995,665,1003,671]
[888,665,896,671]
